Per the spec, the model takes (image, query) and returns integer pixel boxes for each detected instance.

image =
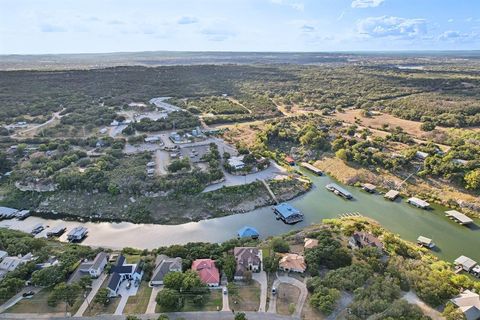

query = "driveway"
[275,273,308,318]
[403,291,444,320]
[74,274,107,317]
[0,287,42,313]
[203,161,288,192]
[221,286,230,312]
[113,279,140,315]
[252,271,267,312]
[145,285,161,314]
[155,150,170,175]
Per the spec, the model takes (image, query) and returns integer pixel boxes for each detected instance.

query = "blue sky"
[0,0,479,54]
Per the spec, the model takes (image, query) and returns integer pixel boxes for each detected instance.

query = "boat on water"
[417,236,436,249]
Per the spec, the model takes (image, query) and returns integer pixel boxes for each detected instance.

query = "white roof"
[228,156,245,167]
[408,197,429,207]
[445,210,474,224]
[455,255,477,269]
[417,236,432,245]
[385,190,399,197]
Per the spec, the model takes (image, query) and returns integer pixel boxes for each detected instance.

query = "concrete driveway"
[75,274,108,317]
[267,278,280,313]
[114,279,140,315]
[145,285,162,314]
[0,287,42,313]
[252,271,267,312]
[221,286,230,312]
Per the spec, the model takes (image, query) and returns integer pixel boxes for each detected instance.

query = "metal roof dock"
[326,183,353,199]
[445,210,474,225]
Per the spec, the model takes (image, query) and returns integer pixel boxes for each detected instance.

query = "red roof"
[285,156,295,163]
[191,259,220,285]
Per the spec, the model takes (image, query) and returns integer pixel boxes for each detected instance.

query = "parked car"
[223,287,228,295]
[272,287,277,295]
[126,281,132,290]
[22,291,35,298]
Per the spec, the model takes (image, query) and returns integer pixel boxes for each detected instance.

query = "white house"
[88,252,108,278]
[228,156,245,170]
[107,255,143,297]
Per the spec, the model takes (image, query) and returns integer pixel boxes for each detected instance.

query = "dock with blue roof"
[273,203,304,224]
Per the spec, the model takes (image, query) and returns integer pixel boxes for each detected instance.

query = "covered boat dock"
[274,203,304,224]
[326,183,353,199]
[445,210,474,225]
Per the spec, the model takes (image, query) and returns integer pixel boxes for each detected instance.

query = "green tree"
[270,237,289,253]
[420,121,436,131]
[234,312,248,320]
[93,288,110,306]
[309,285,340,315]
[222,255,236,282]
[335,148,348,161]
[182,270,204,292]
[156,288,183,311]
[163,272,185,291]
[78,275,92,291]
[48,283,81,308]
[31,266,66,287]
[465,169,480,190]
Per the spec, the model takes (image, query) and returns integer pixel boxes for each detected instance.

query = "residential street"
[252,271,267,312]
[75,274,108,317]
[145,285,162,314]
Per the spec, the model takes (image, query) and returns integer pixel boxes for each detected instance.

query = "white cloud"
[357,16,427,39]
[351,0,384,8]
[39,23,66,33]
[447,19,454,23]
[439,30,479,42]
[269,0,304,11]
[177,16,198,25]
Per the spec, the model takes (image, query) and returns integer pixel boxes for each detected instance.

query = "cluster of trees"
[133,111,199,132]
[304,230,352,274]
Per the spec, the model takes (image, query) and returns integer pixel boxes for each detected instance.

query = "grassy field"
[83,297,120,316]
[5,288,84,315]
[276,283,300,316]
[122,281,152,314]
[228,282,261,311]
[155,289,223,313]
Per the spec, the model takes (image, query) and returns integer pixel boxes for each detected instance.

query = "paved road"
[221,287,230,312]
[252,271,267,312]
[275,273,308,318]
[403,291,444,320]
[75,274,107,317]
[0,311,298,320]
[145,285,161,314]
[0,287,42,313]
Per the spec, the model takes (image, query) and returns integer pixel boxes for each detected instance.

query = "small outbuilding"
[455,255,478,272]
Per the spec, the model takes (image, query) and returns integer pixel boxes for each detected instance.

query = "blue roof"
[237,226,259,238]
[274,203,301,218]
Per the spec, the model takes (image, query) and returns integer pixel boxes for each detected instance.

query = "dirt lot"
[229,282,261,311]
[276,283,300,315]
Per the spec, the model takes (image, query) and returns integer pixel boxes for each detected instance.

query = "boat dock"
[273,203,304,224]
[300,162,323,175]
[417,236,435,249]
[67,226,88,242]
[407,197,430,209]
[445,210,474,225]
[326,183,353,199]
[338,212,363,219]
[384,190,400,201]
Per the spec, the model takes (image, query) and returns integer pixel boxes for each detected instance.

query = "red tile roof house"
[191,259,220,287]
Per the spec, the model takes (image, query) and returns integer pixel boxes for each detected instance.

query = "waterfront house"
[0,251,7,262]
[326,183,353,199]
[191,259,220,287]
[304,238,319,250]
[228,156,245,170]
[233,247,262,280]
[274,203,304,224]
[453,159,469,166]
[278,253,306,273]
[384,190,399,201]
[450,290,480,320]
[106,255,143,297]
[455,256,478,272]
[89,252,109,278]
[349,231,383,251]
[150,255,182,286]
[445,210,474,225]
[407,197,430,209]
[0,253,33,279]
[237,226,259,239]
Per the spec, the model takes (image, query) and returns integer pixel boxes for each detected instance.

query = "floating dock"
[273,203,304,224]
[67,226,88,242]
[445,210,474,225]
[47,226,67,237]
[407,197,430,209]
[384,190,399,201]
[326,183,353,200]
[300,162,323,175]
[417,236,435,249]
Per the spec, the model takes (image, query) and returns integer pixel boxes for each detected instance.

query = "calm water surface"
[1,169,478,262]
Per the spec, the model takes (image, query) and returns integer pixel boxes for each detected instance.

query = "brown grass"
[229,282,261,311]
[276,283,300,315]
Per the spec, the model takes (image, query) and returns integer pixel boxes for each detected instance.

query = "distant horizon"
[2,49,480,57]
[1,0,479,55]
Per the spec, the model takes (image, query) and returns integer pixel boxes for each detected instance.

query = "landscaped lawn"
[228,282,261,311]
[5,288,84,315]
[155,289,223,313]
[276,283,300,315]
[122,281,152,314]
[83,297,120,316]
